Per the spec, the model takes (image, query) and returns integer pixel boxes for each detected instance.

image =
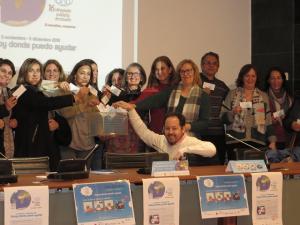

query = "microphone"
[0,151,7,159]
[224,125,270,168]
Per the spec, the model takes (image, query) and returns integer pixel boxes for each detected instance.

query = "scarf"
[268,88,292,126]
[231,87,266,134]
[167,82,201,124]
[0,87,14,158]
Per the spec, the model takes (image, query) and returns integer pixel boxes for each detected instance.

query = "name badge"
[273,109,285,118]
[226,160,268,173]
[152,160,190,177]
[203,82,216,91]
[240,101,252,109]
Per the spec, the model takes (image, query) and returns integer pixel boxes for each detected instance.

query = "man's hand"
[173,150,187,160]
[112,101,135,111]
[5,96,17,111]
[49,119,59,131]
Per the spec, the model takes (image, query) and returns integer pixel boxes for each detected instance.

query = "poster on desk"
[197,175,249,218]
[73,180,135,225]
[251,172,283,225]
[143,177,180,225]
[4,186,49,225]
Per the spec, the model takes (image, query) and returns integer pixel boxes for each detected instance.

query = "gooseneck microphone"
[223,125,270,168]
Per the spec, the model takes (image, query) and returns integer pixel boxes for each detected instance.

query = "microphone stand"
[224,125,270,170]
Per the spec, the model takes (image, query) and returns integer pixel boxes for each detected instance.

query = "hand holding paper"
[12,84,26,99]
[74,86,89,103]
[5,96,17,110]
[112,101,135,111]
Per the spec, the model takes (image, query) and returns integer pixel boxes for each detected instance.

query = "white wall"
[136,0,251,87]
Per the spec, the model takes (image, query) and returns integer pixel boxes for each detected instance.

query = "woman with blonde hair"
[134,59,210,138]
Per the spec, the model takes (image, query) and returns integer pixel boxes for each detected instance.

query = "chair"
[185,153,220,166]
[105,152,169,169]
[9,157,50,174]
[233,147,268,161]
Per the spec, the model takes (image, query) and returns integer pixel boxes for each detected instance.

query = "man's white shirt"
[128,109,216,160]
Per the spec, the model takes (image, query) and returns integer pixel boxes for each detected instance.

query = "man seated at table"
[112,101,216,160]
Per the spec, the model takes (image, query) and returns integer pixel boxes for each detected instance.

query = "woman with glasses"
[105,63,147,153]
[105,63,147,104]
[221,64,276,160]
[132,59,210,139]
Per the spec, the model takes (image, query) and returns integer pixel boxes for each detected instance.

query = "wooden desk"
[1,162,298,190]
[1,163,300,225]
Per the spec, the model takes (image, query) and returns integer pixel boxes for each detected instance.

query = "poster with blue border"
[197,175,249,218]
[73,180,135,225]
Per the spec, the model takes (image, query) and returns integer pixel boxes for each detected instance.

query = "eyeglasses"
[127,72,140,77]
[180,69,194,75]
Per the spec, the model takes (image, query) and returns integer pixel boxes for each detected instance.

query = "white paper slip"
[69,83,80,94]
[89,85,98,96]
[110,85,122,96]
[240,101,252,109]
[296,119,300,124]
[273,109,285,118]
[203,82,216,91]
[101,94,110,105]
[12,84,26,99]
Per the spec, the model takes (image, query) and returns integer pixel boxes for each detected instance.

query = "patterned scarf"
[231,87,266,134]
[0,87,14,158]
[167,82,201,134]
[268,88,292,126]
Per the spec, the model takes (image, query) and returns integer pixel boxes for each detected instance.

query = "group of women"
[0,56,296,170]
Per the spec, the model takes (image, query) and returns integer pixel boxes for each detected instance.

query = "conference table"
[1,162,300,225]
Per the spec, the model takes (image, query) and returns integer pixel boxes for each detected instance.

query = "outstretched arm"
[113,101,165,152]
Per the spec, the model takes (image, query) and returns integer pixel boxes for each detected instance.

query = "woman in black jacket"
[11,58,88,170]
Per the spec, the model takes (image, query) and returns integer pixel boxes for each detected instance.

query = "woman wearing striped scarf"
[265,66,293,149]
[221,64,276,160]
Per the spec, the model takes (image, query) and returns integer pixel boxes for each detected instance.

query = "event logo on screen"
[54,0,73,7]
[0,0,46,26]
